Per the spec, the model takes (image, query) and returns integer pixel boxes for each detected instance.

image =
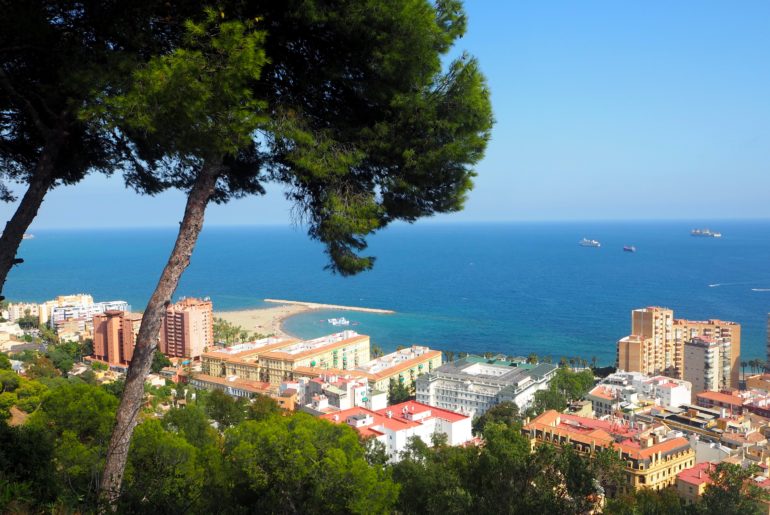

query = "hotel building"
[352,345,442,392]
[201,337,295,380]
[92,310,143,366]
[416,356,557,417]
[683,337,731,398]
[523,410,695,493]
[258,331,370,385]
[159,297,214,360]
[587,371,692,418]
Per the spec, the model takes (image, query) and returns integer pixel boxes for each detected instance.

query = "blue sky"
[5,1,770,229]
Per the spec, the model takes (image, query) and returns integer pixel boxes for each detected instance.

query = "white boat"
[579,238,601,248]
[327,317,350,326]
[22,233,34,240]
[691,229,721,238]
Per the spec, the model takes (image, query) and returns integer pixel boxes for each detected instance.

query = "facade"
[320,400,473,462]
[523,410,695,493]
[352,345,442,392]
[6,302,39,323]
[588,371,692,418]
[201,337,293,380]
[49,298,130,341]
[40,294,94,325]
[159,297,214,360]
[257,331,370,385]
[617,307,741,388]
[676,462,717,505]
[188,372,273,399]
[91,310,143,366]
[683,337,731,398]
[416,356,557,417]
[675,319,740,389]
[302,373,387,413]
[695,390,746,415]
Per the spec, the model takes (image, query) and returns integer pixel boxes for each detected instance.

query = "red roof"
[677,462,717,487]
[697,390,745,407]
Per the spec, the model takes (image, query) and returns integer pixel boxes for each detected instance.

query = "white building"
[683,337,731,398]
[415,356,558,418]
[588,371,692,417]
[49,300,130,331]
[321,400,473,462]
[6,302,39,323]
[298,373,388,414]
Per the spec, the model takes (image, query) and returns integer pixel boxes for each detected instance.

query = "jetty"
[263,299,395,314]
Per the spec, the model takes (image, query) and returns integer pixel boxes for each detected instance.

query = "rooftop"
[677,462,717,487]
[261,331,366,360]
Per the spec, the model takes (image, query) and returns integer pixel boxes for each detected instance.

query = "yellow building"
[258,331,370,385]
[523,410,695,494]
[353,346,442,392]
[201,337,294,381]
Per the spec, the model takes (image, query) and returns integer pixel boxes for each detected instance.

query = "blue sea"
[5,221,770,365]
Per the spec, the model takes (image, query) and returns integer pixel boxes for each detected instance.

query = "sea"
[5,220,770,366]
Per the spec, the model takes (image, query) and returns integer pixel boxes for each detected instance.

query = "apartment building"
[523,410,695,493]
[675,319,740,388]
[416,356,557,417]
[617,307,740,388]
[587,371,692,418]
[91,310,143,366]
[159,297,214,360]
[683,337,731,398]
[49,299,130,337]
[6,302,39,323]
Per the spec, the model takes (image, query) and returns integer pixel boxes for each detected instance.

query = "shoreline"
[215,299,394,339]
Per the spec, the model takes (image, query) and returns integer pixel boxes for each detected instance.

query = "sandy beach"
[215,299,394,339]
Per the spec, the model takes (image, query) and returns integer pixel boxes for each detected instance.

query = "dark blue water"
[6,221,770,365]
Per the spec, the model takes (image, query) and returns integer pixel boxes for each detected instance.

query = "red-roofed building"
[696,390,747,415]
[523,410,694,494]
[320,400,472,462]
[676,462,716,505]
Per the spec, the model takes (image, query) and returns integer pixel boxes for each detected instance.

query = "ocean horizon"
[6,220,770,365]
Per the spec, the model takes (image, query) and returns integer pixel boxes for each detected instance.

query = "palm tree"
[742,361,748,379]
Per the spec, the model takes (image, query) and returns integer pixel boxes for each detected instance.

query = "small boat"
[691,229,721,238]
[22,233,34,240]
[623,246,636,253]
[327,317,350,326]
[579,238,601,248]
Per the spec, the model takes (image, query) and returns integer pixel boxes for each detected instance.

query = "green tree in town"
[472,401,520,435]
[701,462,770,514]
[204,389,247,429]
[0,352,10,370]
[150,351,172,374]
[223,414,397,513]
[388,378,414,404]
[119,419,205,513]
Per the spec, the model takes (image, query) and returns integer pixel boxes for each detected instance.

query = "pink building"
[159,297,213,360]
[92,310,143,366]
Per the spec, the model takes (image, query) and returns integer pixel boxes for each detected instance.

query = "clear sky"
[4,1,770,229]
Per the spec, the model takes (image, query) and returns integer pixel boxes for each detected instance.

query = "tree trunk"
[99,159,221,507]
[0,136,62,299]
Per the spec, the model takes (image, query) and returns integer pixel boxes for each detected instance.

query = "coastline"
[215,299,394,339]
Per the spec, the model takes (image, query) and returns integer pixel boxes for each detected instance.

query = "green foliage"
[91,360,108,371]
[245,394,280,421]
[388,378,415,404]
[121,419,205,513]
[223,414,397,513]
[701,462,770,514]
[0,421,57,509]
[605,487,687,514]
[46,347,74,375]
[528,367,596,416]
[0,353,11,370]
[0,370,20,393]
[25,355,60,379]
[472,401,521,435]
[203,389,247,429]
[213,317,264,345]
[15,315,38,329]
[151,351,172,373]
